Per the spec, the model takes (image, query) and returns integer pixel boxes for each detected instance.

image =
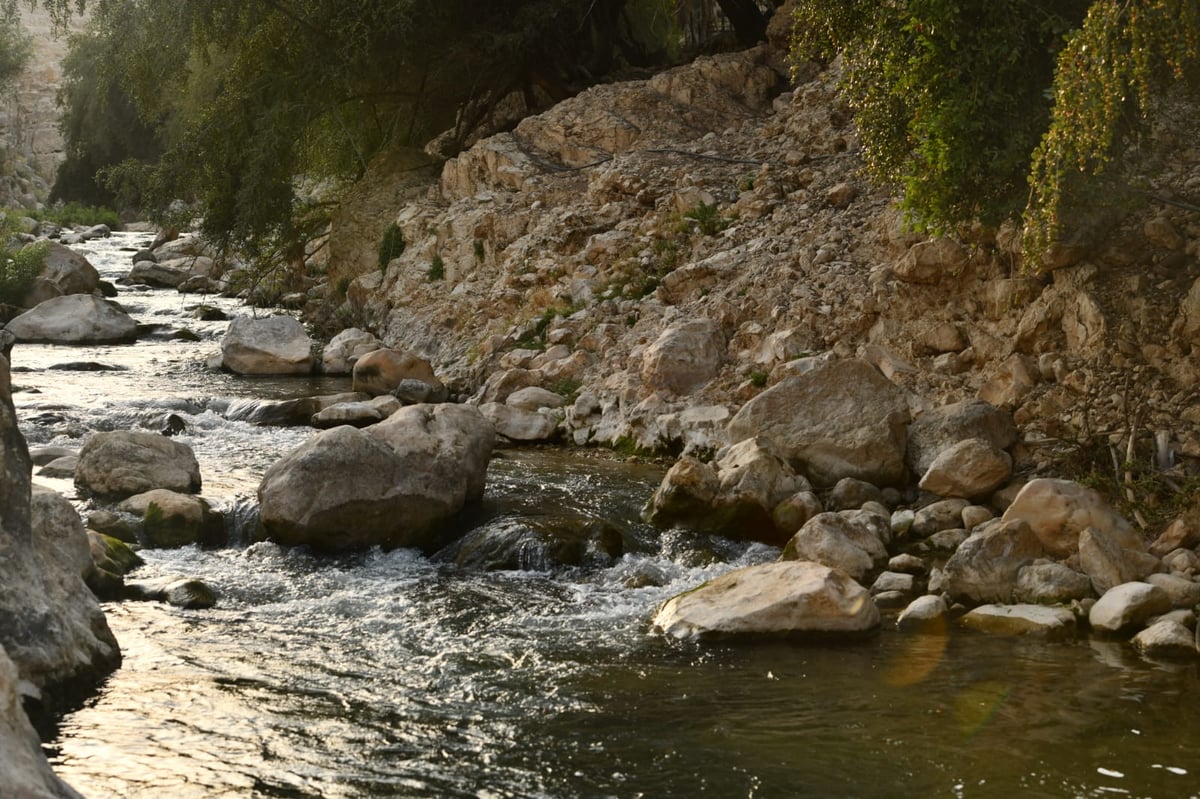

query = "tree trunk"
[715,0,768,45]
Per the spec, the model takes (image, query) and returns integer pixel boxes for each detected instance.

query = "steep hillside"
[313,41,1200,505]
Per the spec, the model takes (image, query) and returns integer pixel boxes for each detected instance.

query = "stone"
[36,455,77,478]
[1163,548,1200,578]
[726,358,910,487]
[888,553,926,575]
[961,504,994,531]
[224,393,366,427]
[652,561,880,640]
[977,354,1038,408]
[781,511,888,580]
[961,604,1076,640]
[310,401,386,429]
[925,528,969,551]
[221,315,314,375]
[643,456,719,530]
[911,499,971,537]
[906,399,1017,476]
[918,438,1013,500]
[1133,620,1198,659]
[352,348,445,400]
[827,477,884,511]
[1144,573,1200,608]
[447,516,624,571]
[0,646,86,799]
[942,520,1044,604]
[1089,582,1173,634]
[6,295,137,344]
[640,318,726,395]
[1002,478,1142,558]
[770,490,823,536]
[321,328,384,374]
[870,571,915,596]
[1078,527,1161,594]
[480,402,560,442]
[896,595,949,633]
[124,577,218,610]
[894,238,967,284]
[259,404,494,551]
[75,431,201,500]
[117,489,224,548]
[476,368,542,404]
[505,386,567,411]
[1015,561,1094,604]
[129,259,190,288]
[21,240,100,306]
[1149,519,1200,558]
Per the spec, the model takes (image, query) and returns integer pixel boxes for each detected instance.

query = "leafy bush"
[0,239,48,308]
[378,222,405,271]
[684,202,729,236]
[33,202,122,229]
[428,254,445,281]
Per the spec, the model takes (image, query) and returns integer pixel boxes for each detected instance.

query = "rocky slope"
[304,37,1200,532]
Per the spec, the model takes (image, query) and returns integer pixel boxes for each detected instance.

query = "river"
[10,232,1200,798]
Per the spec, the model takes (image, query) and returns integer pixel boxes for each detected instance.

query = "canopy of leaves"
[0,15,30,93]
[793,0,1200,269]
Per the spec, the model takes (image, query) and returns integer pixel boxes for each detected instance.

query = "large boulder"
[643,438,808,544]
[960,604,1076,640]
[259,404,494,551]
[6,295,137,344]
[0,646,86,799]
[1089,582,1172,634]
[352,347,446,400]
[906,399,1018,477]
[21,240,100,307]
[941,520,1044,604]
[220,315,314,375]
[75,431,202,500]
[781,511,889,580]
[1001,478,1143,558]
[918,438,1013,499]
[726,358,910,487]
[321,328,383,374]
[640,318,726,395]
[652,561,880,640]
[0,355,120,713]
[1078,527,1161,594]
[480,402,560,442]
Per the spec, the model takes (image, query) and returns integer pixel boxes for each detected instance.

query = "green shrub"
[684,202,729,236]
[0,239,47,307]
[473,239,485,260]
[335,275,351,295]
[749,370,769,388]
[378,222,405,271]
[428,254,445,281]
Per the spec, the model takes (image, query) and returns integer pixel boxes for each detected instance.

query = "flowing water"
[10,233,1200,798]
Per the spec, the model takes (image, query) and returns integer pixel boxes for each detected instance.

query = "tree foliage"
[0,14,30,94]
[794,0,1200,269]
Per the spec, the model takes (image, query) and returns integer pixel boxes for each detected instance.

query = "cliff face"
[0,6,83,206]
[319,38,1200,481]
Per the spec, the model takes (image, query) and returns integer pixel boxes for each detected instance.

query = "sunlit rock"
[6,294,137,344]
[727,358,910,487]
[918,438,1012,500]
[117,489,224,548]
[961,604,1076,640]
[75,430,201,500]
[1132,619,1198,659]
[905,399,1017,477]
[1014,560,1093,604]
[1089,582,1172,635]
[653,561,879,640]
[941,520,1043,604]
[321,327,384,374]
[220,315,314,375]
[259,404,494,551]
[125,576,217,610]
[21,240,100,307]
[896,595,949,633]
[781,511,888,580]
[1002,478,1142,558]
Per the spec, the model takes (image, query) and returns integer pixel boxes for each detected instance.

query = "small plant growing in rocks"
[377,222,405,272]
[428,255,445,281]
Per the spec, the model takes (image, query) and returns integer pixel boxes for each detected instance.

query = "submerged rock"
[118,489,225,548]
[446,516,625,571]
[125,577,217,609]
[960,604,1077,640]
[653,561,880,640]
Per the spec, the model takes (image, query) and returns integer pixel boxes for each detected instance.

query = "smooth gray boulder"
[1002,478,1142,558]
[906,399,1017,476]
[918,437,1013,500]
[652,561,880,640]
[960,604,1077,640]
[21,240,100,307]
[727,358,910,487]
[782,512,888,580]
[1132,620,1198,659]
[221,315,314,375]
[75,430,202,500]
[321,328,383,374]
[259,404,494,551]
[480,402,560,442]
[6,294,137,344]
[117,489,224,548]
[896,595,949,633]
[640,318,726,395]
